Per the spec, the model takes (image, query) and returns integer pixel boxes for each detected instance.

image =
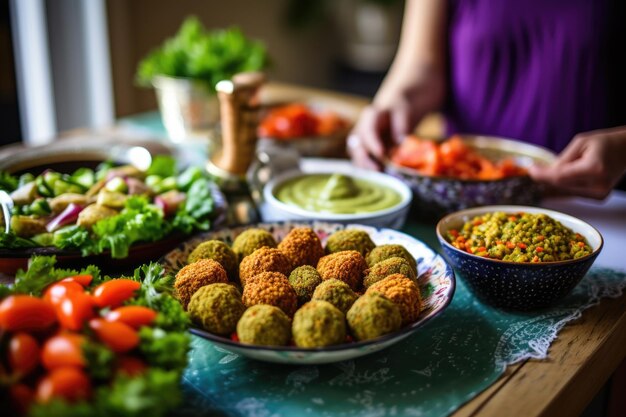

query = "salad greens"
[2,256,190,417]
[0,155,217,258]
[136,17,269,92]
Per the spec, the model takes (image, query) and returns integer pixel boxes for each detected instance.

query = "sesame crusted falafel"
[316,250,367,291]
[237,305,292,346]
[188,283,245,335]
[232,228,277,261]
[325,229,376,256]
[347,293,402,341]
[366,274,422,324]
[364,257,417,288]
[239,247,293,287]
[366,244,417,273]
[174,259,229,310]
[289,265,322,305]
[188,240,238,279]
[311,278,358,314]
[278,227,324,267]
[292,300,346,348]
[242,271,298,317]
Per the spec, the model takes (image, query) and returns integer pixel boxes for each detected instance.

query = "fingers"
[390,98,412,145]
[347,134,382,171]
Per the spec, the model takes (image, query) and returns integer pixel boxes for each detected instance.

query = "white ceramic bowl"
[263,166,413,229]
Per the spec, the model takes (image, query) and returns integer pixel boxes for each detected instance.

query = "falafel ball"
[237,305,291,346]
[289,266,322,305]
[188,283,245,335]
[311,278,358,314]
[366,244,417,273]
[364,257,418,288]
[325,229,376,256]
[188,240,238,279]
[366,274,422,325]
[239,247,293,287]
[316,250,367,291]
[232,228,277,261]
[292,300,346,348]
[277,227,324,267]
[174,259,229,310]
[347,293,402,341]
[242,272,298,317]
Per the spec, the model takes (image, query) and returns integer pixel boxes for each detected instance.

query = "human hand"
[529,127,626,199]
[348,92,422,170]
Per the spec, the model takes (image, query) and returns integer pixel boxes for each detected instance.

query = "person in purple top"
[349,0,626,199]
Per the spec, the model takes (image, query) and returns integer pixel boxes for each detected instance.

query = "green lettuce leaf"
[0,232,38,249]
[53,225,97,256]
[93,197,169,258]
[146,155,176,178]
[172,178,213,234]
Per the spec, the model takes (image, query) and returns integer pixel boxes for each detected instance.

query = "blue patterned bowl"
[385,136,556,219]
[436,206,603,311]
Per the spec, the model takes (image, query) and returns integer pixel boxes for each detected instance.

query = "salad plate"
[161,221,455,364]
[0,145,226,275]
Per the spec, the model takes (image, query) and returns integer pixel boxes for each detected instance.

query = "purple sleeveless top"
[445,0,626,152]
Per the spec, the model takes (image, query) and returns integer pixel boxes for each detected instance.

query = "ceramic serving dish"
[0,142,226,275]
[436,205,603,311]
[385,135,556,219]
[161,221,456,365]
[263,166,413,230]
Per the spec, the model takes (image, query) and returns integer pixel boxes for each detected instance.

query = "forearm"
[374,0,447,110]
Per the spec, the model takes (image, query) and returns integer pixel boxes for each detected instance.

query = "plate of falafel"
[161,222,455,364]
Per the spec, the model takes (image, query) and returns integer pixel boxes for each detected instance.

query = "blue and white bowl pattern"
[436,205,603,311]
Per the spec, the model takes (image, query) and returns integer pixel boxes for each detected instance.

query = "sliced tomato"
[43,281,84,307]
[36,367,91,403]
[89,318,139,353]
[8,333,40,377]
[41,333,85,370]
[105,306,157,329]
[116,356,147,376]
[0,295,56,332]
[92,279,141,309]
[56,292,95,331]
[61,274,93,287]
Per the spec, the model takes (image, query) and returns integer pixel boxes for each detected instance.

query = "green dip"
[447,212,593,262]
[274,173,402,214]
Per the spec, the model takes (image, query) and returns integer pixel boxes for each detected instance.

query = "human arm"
[529,126,626,199]
[349,0,448,169]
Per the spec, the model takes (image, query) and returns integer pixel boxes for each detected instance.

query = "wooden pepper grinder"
[207,71,265,225]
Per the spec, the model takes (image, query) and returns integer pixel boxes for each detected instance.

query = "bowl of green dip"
[264,167,412,229]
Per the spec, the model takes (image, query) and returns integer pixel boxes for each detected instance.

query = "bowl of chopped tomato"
[385,135,556,219]
[257,103,353,157]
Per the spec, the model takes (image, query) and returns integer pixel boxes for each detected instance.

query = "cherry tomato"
[61,274,93,287]
[105,306,157,329]
[43,281,84,306]
[8,332,40,377]
[10,384,34,414]
[0,295,56,332]
[116,356,147,376]
[92,279,141,308]
[56,292,95,331]
[36,367,91,403]
[41,333,85,370]
[89,318,139,353]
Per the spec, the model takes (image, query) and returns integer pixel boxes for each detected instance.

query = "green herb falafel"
[237,304,291,346]
[292,300,346,348]
[347,293,402,341]
[188,283,245,335]
[289,265,322,305]
[325,229,376,256]
[311,278,358,314]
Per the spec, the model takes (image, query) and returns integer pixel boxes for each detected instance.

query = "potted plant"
[136,17,270,143]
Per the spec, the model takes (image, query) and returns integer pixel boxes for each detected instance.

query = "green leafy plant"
[136,17,269,92]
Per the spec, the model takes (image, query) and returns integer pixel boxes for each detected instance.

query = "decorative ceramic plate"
[161,221,456,365]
